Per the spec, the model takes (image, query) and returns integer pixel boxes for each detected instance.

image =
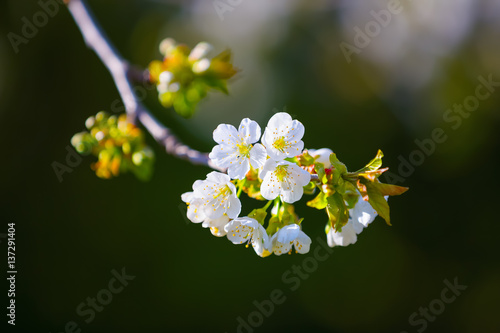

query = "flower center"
[272,136,289,152]
[274,165,289,182]
[214,185,232,199]
[236,142,252,158]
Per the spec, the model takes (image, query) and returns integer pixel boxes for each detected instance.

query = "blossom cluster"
[148,38,237,117]
[182,112,408,257]
[71,112,154,180]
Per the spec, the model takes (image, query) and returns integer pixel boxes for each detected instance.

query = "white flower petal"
[260,160,310,203]
[213,124,240,146]
[206,171,231,184]
[276,224,301,243]
[352,196,381,228]
[159,38,176,55]
[187,199,206,223]
[267,112,292,130]
[259,158,276,180]
[262,113,306,161]
[193,172,240,220]
[227,158,250,180]
[225,217,259,244]
[289,164,312,186]
[251,226,271,257]
[203,215,230,237]
[249,143,267,169]
[209,144,238,168]
[188,42,213,61]
[284,140,304,157]
[225,194,242,219]
[280,185,303,204]
[260,171,281,201]
[288,120,305,141]
[308,148,333,168]
[159,71,173,84]
[205,197,225,219]
[351,217,365,234]
[327,222,357,247]
[271,224,311,255]
[238,118,261,144]
[294,232,311,254]
[192,58,210,74]
[181,191,195,203]
[271,234,293,255]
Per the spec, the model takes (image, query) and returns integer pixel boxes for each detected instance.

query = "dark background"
[1,0,500,332]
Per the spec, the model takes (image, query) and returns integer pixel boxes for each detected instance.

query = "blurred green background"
[2,0,500,332]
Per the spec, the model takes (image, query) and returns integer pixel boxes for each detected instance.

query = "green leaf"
[358,167,389,181]
[298,151,316,166]
[303,181,316,195]
[314,163,328,184]
[329,153,348,175]
[248,208,268,225]
[367,181,409,197]
[281,204,297,225]
[326,192,349,232]
[355,149,384,173]
[307,192,328,210]
[364,181,391,225]
[340,181,360,209]
[266,215,280,235]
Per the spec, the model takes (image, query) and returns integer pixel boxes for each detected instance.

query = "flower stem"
[236,181,243,198]
[263,200,273,211]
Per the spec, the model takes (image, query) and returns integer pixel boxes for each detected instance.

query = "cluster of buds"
[182,112,408,257]
[148,38,237,117]
[71,112,154,180]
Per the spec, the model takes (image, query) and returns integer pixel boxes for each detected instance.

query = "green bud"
[85,116,95,130]
[248,208,268,225]
[122,141,131,155]
[132,151,144,166]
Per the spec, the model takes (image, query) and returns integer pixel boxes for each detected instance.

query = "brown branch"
[66,0,223,171]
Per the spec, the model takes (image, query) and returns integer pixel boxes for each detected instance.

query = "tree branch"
[66,0,223,171]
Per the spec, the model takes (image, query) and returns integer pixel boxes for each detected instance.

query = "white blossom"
[270,224,311,255]
[262,112,305,161]
[308,148,333,168]
[157,71,174,94]
[326,222,358,247]
[159,38,176,56]
[181,182,206,223]
[188,42,213,62]
[327,196,388,247]
[202,215,231,237]
[260,160,311,203]
[225,217,271,257]
[192,171,241,219]
[209,118,267,180]
[182,185,232,236]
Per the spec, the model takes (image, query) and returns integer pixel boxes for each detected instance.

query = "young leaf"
[314,163,328,184]
[364,181,391,225]
[329,153,347,174]
[297,151,316,167]
[355,149,384,173]
[366,181,409,196]
[307,192,328,210]
[326,192,349,232]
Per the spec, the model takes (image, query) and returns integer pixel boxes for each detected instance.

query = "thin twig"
[66,0,223,171]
